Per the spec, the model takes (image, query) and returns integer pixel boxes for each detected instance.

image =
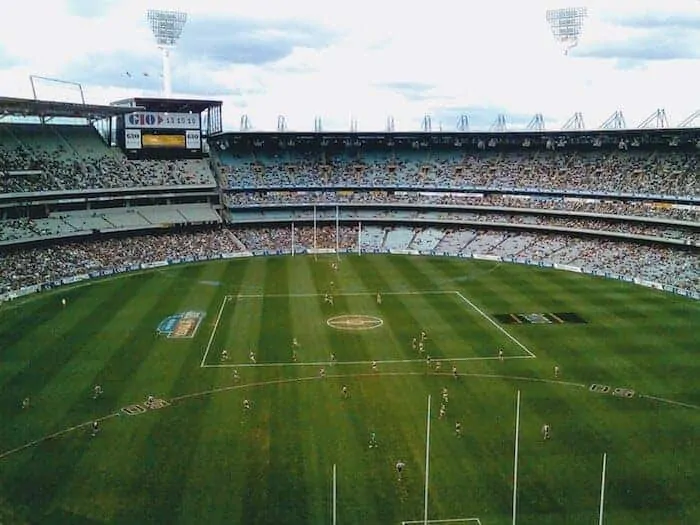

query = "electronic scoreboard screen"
[141,133,187,148]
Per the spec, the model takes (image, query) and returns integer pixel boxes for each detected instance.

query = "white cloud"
[0,0,699,130]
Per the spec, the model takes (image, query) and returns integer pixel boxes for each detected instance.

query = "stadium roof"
[110,97,222,114]
[0,96,140,119]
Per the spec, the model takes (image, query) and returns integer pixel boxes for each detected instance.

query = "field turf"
[0,255,698,525]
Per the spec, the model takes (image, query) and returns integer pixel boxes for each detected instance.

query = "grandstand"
[1,104,698,301]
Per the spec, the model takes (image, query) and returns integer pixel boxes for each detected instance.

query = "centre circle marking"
[327,315,384,331]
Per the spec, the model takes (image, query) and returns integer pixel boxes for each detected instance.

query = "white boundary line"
[0,412,120,461]
[2,372,693,462]
[453,291,536,358]
[200,296,230,367]
[639,394,700,410]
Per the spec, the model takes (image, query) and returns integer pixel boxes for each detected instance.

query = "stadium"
[1,4,699,525]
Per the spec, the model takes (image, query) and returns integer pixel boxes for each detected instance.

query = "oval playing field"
[0,255,698,525]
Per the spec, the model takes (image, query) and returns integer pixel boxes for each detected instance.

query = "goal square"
[201,291,533,367]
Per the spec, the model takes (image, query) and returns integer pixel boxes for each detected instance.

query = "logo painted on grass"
[327,315,384,331]
[121,398,170,416]
[157,311,205,338]
[493,312,587,325]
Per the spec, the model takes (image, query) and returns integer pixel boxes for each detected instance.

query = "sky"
[0,0,699,131]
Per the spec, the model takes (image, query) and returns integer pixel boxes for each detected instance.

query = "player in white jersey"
[292,350,298,362]
[441,388,448,404]
[341,385,349,399]
[91,421,99,437]
[319,367,326,378]
[369,432,378,449]
[249,350,256,364]
[455,421,462,437]
[376,292,382,305]
[498,348,504,361]
[221,350,229,361]
[439,404,446,419]
[330,353,336,366]
[21,397,30,410]
[396,460,406,480]
[418,341,425,354]
[452,365,458,379]
[434,360,441,373]
[61,298,67,308]
[292,337,299,349]
[243,399,251,410]
[232,369,240,382]
[554,365,560,378]
[372,360,378,372]
[93,385,103,399]
[542,423,551,440]
[412,337,417,352]
[420,330,426,341]
[146,395,155,407]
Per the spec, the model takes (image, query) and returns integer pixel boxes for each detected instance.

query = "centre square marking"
[327,314,384,331]
[200,290,537,367]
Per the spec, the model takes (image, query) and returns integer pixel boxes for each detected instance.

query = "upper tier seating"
[223,191,699,222]
[0,124,215,192]
[215,149,699,197]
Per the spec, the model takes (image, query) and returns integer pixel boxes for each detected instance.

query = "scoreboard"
[125,129,201,149]
[120,111,202,158]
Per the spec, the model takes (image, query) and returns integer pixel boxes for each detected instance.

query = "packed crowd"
[223,191,699,222]
[1,226,697,295]
[0,122,215,192]
[216,150,699,197]
[1,228,245,292]
[0,152,215,192]
[6,207,695,245]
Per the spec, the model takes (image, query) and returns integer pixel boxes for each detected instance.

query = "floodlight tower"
[147,9,188,97]
[546,7,587,55]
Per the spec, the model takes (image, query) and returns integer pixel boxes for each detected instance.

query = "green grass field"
[1,255,698,525]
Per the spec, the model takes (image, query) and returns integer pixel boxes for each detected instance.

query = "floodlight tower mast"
[147,9,188,97]
[546,7,587,55]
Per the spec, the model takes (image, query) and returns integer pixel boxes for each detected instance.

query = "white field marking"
[327,314,384,331]
[453,291,536,358]
[5,372,690,462]
[201,354,536,369]
[639,394,700,411]
[200,295,231,367]
[233,290,454,299]
[202,289,465,367]
[402,518,482,525]
[0,412,120,461]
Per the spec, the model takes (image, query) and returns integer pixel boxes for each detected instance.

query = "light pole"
[146,9,188,97]
[546,7,587,55]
